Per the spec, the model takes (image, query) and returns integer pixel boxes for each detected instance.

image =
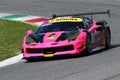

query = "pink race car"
[22,10,111,61]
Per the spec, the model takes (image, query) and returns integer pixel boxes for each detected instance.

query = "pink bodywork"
[23,31,87,58]
[23,20,99,58]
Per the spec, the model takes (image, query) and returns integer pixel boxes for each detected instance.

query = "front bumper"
[23,41,86,59]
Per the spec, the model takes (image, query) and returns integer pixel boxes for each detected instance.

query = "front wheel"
[85,34,92,54]
[25,58,37,62]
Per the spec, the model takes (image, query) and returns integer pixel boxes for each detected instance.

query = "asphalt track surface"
[0,0,120,80]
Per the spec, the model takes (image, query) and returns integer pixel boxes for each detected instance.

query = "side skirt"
[91,46,105,52]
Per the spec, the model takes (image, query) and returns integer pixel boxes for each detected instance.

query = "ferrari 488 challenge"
[22,10,111,61]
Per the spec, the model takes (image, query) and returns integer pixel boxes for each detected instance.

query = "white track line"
[0,53,23,68]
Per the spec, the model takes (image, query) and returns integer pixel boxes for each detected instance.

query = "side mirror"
[96,21,107,31]
[27,30,33,35]
[96,21,107,26]
[96,22,103,25]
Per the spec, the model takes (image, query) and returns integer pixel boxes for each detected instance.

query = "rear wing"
[53,10,111,19]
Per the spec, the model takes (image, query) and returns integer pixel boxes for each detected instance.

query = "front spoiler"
[23,54,77,61]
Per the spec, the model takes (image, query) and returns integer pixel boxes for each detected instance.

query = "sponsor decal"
[49,18,83,23]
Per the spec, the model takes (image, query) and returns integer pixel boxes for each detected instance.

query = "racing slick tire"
[25,58,35,62]
[105,28,111,48]
[85,34,92,54]
[25,57,39,62]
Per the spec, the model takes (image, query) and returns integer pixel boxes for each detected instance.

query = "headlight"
[68,32,79,42]
[26,36,36,45]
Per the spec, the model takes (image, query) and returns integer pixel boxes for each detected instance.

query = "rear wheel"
[105,28,111,48]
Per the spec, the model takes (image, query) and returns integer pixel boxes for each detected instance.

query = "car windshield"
[36,22,84,33]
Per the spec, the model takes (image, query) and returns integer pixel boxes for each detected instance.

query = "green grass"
[0,19,37,61]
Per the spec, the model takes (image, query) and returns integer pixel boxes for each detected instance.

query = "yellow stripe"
[44,54,54,57]
[49,18,83,23]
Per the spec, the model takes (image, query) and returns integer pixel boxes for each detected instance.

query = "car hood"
[27,31,80,44]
